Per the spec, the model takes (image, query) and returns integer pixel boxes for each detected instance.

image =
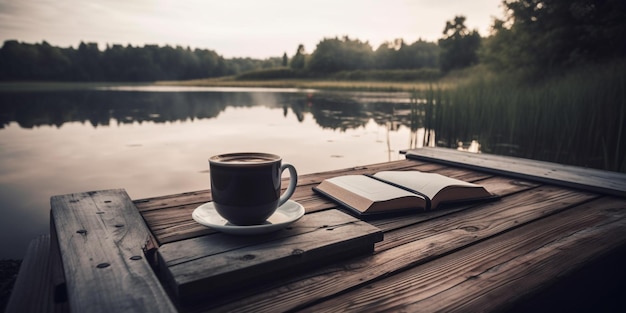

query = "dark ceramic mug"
[209,152,298,225]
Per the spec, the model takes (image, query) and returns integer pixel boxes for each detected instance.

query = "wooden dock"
[7,148,626,312]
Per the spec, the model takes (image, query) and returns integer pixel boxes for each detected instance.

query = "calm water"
[0,86,432,259]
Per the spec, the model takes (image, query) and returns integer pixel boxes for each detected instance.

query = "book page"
[373,171,480,199]
[326,175,418,202]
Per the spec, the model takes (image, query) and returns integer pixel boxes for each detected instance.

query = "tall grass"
[425,59,626,172]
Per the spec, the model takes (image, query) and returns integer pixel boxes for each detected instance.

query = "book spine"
[363,174,432,211]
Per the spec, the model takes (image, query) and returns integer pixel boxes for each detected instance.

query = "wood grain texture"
[405,147,626,197]
[5,235,55,313]
[47,156,626,313]
[191,185,597,312]
[159,209,383,304]
[301,197,626,312]
[50,189,176,313]
[49,218,70,312]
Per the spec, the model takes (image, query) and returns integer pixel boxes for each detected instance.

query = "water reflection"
[0,87,428,259]
[0,90,425,133]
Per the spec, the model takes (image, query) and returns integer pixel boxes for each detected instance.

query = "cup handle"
[278,163,298,207]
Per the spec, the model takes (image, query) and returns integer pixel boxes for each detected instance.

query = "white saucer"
[192,200,305,235]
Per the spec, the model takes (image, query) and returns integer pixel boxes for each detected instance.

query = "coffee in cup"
[209,152,298,225]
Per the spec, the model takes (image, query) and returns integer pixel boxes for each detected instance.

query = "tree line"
[0,37,441,82]
[0,41,284,81]
[289,37,440,73]
[294,0,625,76]
[1,0,624,82]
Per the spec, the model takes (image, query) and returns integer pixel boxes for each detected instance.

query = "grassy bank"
[156,77,450,92]
[156,67,486,92]
[0,68,467,93]
[0,81,153,92]
[425,59,626,172]
[156,67,469,92]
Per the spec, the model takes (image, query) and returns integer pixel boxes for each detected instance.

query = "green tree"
[308,36,374,72]
[483,0,626,72]
[438,16,481,72]
[374,41,395,69]
[282,52,288,67]
[37,41,71,79]
[0,40,234,81]
[375,39,439,69]
[74,42,103,80]
[0,40,38,79]
[408,40,440,68]
[290,44,306,70]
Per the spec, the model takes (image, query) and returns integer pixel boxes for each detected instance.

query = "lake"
[0,85,435,259]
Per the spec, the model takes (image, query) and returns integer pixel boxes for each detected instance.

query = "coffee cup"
[209,152,298,225]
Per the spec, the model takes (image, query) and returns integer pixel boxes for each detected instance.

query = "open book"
[313,171,498,217]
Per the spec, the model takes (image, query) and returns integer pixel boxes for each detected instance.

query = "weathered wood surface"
[5,235,55,313]
[405,147,626,197]
[159,159,624,312]
[195,184,600,312]
[49,213,70,311]
[159,209,383,304]
[47,153,626,312]
[50,189,177,313]
[302,196,626,312]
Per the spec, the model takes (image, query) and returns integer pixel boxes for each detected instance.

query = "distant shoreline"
[0,81,153,92]
[157,78,450,92]
[0,79,451,93]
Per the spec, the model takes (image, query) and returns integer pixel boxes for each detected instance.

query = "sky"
[0,0,504,59]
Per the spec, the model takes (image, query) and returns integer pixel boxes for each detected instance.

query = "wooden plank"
[158,209,383,304]
[190,185,597,312]
[49,213,70,312]
[50,189,177,313]
[405,147,626,197]
[301,196,626,312]
[5,235,55,313]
